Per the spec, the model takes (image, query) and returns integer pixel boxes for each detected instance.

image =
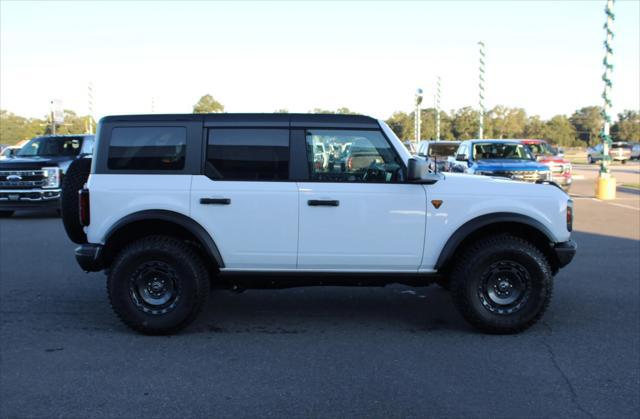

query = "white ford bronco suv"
[61,113,576,335]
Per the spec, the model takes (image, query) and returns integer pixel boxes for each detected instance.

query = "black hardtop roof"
[32,134,94,140]
[99,113,379,128]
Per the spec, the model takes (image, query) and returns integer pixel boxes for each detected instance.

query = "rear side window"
[206,129,289,180]
[108,127,186,170]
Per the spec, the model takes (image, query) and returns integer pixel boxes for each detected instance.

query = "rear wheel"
[61,158,91,244]
[450,234,553,334]
[0,211,14,218]
[107,236,210,335]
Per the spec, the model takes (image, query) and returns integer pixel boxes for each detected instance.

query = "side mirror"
[456,154,468,162]
[407,157,429,181]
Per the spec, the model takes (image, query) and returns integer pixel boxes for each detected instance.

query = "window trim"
[203,127,293,182]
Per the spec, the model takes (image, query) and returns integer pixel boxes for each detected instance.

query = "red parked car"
[521,139,572,191]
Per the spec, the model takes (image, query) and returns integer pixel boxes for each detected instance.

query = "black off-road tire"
[107,236,210,335]
[434,277,450,290]
[0,211,14,218]
[61,158,92,244]
[449,234,553,334]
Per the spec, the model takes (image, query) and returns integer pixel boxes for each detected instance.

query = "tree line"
[1,94,638,147]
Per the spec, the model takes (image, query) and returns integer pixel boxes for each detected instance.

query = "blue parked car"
[448,139,551,183]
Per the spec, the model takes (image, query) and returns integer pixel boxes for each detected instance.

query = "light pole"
[435,77,441,141]
[415,88,423,143]
[87,83,94,134]
[478,41,486,139]
[596,0,616,200]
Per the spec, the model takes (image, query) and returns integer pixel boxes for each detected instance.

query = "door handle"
[200,198,231,205]
[308,199,339,207]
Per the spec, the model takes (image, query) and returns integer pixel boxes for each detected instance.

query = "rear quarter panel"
[86,174,192,243]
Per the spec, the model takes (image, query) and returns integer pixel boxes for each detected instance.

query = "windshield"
[428,143,459,157]
[473,142,534,160]
[611,143,630,149]
[17,137,83,157]
[526,142,554,155]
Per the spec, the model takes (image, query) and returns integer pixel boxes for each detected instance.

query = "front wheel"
[107,236,210,335]
[587,155,594,164]
[450,234,553,334]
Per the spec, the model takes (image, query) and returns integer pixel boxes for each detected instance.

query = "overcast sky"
[1,1,639,121]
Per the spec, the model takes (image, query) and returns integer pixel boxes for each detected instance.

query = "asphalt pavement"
[1,167,639,418]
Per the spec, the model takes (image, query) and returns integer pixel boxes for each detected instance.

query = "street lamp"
[415,88,423,143]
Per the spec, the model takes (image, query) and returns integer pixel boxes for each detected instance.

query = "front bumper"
[554,240,577,268]
[75,244,104,272]
[0,188,61,210]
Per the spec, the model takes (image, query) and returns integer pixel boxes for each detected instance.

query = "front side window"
[206,129,289,180]
[108,127,186,170]
[306,130,403,182]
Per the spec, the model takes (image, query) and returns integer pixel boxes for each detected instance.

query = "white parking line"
[590,198,640,211]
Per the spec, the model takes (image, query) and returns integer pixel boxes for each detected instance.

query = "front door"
[297,129,427,271]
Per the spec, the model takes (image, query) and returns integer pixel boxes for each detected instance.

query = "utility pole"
[478,41,486,139]
[87,83,94,134]
[596,0,616,200]
[49,100,56,135]
[415,88,423,143]
[435,77,441,141]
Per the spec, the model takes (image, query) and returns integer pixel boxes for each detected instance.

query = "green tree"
[524,115,546,139]
[385,111,413,140]
[451,107,480,140]
[569,106,602,145]
[193,94,224,113]
[488,106,527,139]
[0,110,46,145]
[543,115,579,147]
[310,107,356,114]
[612,110,640,142]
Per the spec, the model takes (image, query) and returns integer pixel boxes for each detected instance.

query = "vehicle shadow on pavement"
[191,285,468,336]
[3,209,59,219]
[617,186,640,195]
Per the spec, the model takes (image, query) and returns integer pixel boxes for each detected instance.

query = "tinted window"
[108,127,186,170]
[17,137,83,157]
[206,129,289,180]
[306,130,403,182]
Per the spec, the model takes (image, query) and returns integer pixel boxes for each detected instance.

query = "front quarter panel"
[421,173,571,271]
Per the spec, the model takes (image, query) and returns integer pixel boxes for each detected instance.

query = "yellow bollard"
[595,175,617,200]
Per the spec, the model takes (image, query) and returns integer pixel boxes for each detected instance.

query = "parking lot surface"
[1,166,639,418]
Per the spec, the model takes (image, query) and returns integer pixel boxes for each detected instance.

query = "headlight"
[42,167,60,189]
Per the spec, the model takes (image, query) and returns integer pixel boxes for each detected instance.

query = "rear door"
[190,126,298,270]
[296,128,427,271]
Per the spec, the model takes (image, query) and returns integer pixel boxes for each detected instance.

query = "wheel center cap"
[151,281,163,292]
[498,280,510,292]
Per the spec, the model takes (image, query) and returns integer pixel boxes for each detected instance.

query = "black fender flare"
[434,212,557,270]
[103,210,225,268]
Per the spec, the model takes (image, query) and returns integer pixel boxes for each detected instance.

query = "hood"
[441,172,568,197]
[474,159,549,171]
[0,155,70,170]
